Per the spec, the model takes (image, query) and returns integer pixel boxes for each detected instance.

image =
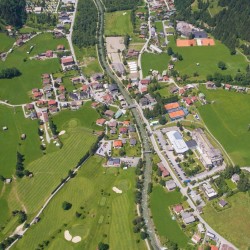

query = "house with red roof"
[48,100,57,106]
[61,56,74,66]
[96,118,106,126]
[45,50,53,58]
[119,127,128,135]
[225,84,231,90]
[173,204,184,214]
[57,44,65,50]
[113,140,123,148]
[140,79,150,85]
[33,92,43,99]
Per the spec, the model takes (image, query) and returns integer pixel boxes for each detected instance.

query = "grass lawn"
[155,21,163,33]
[53,101,102,131]
[0,33,68,104]
[225,179,237,190]
[141,53,170,77]
[150,185,189,248]
[198,87,250,166]
[105,11,133,36]
[167,36,248,81]
[202,192,250,249]
[74,45,102,77]
[0,33,14,52]
[0,106,42,177]
[13,156,145,250]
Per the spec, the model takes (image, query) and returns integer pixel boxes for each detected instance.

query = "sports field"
[13,156,145,250]
[0,33,68,104]
[105,11,133,36]
[150,185,189,248]
[198,87,250,166]
[0,33,14,52]
[168,36,248,81]
[202,192,250,249]
[141,53,170,77]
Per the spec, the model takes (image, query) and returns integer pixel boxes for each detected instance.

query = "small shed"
[21,134,26,140]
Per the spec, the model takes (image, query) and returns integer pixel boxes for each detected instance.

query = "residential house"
[45,50,53,58]
[113,140,123,148]
[107,158,121,167]
[96,118,106,126]
[57,44,65,50]
[61,56,74,66]
[119,127,128,135]
[191,233,202,244]
[231,174,240,184]
[26,103,34,110]
[157,162,170,177]
[173,204,183,214]
[104,110,115,118]
[218,199,228,208]
[181,211,196,224]
[165,179,176,191]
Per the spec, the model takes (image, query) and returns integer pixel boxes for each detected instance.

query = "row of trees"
[0,68,21,79]
[26,13,57,29]
[103,0,142,12]
[72,0,98,48]
[16,151,31,178]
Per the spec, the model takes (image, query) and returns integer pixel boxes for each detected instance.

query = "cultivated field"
[202,192,250,249]
[150,185,189,248]
[198,87,250,166]
[0,33,68,104]
[13,156,145,250]
[105,11,133,36]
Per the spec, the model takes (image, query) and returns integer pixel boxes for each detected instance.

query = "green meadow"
[198,87,250,166]
[0,33,68,104]
[150,185,189,248]
[13,156,145,250]
[0,33,15,52]
[203,192,250,249]
[105,11,133,36]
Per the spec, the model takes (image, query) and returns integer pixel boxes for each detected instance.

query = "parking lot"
[96,140,112,157]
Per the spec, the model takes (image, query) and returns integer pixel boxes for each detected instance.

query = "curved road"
[94,0,161,249]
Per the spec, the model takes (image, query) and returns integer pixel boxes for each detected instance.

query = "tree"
[62,201,72,210]
[0,0,27,27]
[98,242,109,250]
[218,61,227,70]
[159,115,167,125]
[140,231,148,240]
[167,47,173,56]
[237,174,249,192]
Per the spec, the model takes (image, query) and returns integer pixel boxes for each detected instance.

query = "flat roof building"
[167,130,188,154]
[192,128,223,168]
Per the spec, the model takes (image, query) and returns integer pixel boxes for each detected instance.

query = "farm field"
[150,185,189,248]
[0,106,100,240]
[0,33,14,52]
[168,36,248,81]
[202,192,250,249]
[105,11,133,36]
[198,87,250,166]
[141,53,170,77]
[13,156,145,250]
[0,33,68,104]
[0,106,42,178]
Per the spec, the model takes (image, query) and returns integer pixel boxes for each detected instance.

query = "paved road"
[135,102,238,250]
[94,0,161,249]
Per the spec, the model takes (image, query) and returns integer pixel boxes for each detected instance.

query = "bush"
[62,201,72,210]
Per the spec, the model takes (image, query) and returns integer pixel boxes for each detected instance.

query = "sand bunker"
[72,236,82,243]
[123,12,127,15]
[59,130,66,136]
[64,230,72,241]
[112,187,122,194]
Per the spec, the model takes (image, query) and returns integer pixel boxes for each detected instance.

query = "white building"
[149,44,162,54]
[201,182,217,200]
[167,130,189,154]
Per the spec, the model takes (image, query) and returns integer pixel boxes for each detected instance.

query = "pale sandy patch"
[72,236,81,243]
[112,187,122,194]
[59,130,66,136]
[64,230,72,241]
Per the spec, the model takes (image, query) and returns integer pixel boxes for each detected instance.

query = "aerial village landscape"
[0,0,250,250]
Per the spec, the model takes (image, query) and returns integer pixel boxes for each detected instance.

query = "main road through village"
[94,0,238,249]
